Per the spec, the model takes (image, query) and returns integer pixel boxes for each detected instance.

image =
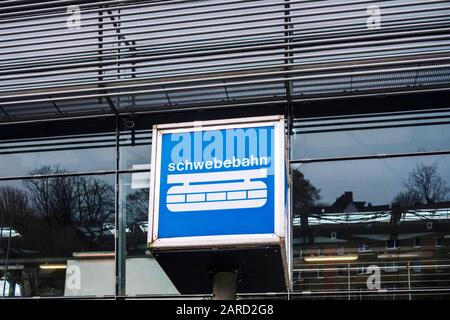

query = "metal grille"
[1,0,450,122]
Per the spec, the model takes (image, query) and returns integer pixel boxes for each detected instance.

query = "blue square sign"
[148,116,287,249]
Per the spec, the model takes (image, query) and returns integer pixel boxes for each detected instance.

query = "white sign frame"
[147,115,287,249]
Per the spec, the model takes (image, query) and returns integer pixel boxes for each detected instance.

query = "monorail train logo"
[161,126,274,213]
[166,168,268,212]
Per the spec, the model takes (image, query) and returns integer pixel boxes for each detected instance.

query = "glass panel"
[0,132,116,178]
[292,111,450,160]
[0,174,115,297]
[119,129,152,171]
[291,154,450,299]
[118,173,179,297]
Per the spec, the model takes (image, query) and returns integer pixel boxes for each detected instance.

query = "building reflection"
[0,166,115,296]
[292,164,450,299]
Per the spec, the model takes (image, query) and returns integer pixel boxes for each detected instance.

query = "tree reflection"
[291,162,450,295]
[292,169,322,241]
[393,163,450,207]
[126,189,149,223]
[0,166,114,257]
[124,188,149,255]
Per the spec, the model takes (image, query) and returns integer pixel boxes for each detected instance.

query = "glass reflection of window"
[119,129,152,171]
[385,262,399,273]
[387,240,400,250]
[0,132,115,178]
[119,173,150,256]
[0,175,115,298]
[358,243,370,253]
[292,155,450,227]
[0,277,21,297]
[291,110,450,299]
[411,261,422,273]
[292,110,450,160]
[414,238,421,248]
[118,173,179,297]
[357,265,367,275]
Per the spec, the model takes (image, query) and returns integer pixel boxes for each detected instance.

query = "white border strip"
[151,234,280,249]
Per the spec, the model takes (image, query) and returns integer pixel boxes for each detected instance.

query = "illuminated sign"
[148,116,288,249]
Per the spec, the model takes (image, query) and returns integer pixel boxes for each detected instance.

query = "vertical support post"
[0,210,4,297]
[347,263,351,300]
[212,270,238,300]
[8,278,16,297]
[407,261,412,300]
[115,115,126,297]
[2,217,12,297]
[284,0,295,297]
[97,6,104,105]
[283,0,294,134]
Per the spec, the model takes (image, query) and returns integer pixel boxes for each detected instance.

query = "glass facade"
[1,107,450,299]
[0,119,180,298]
[0,173,116,297]
[291,110,450,300]
[1,0,450,300]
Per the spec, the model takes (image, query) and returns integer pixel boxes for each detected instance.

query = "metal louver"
[0,0,450,122]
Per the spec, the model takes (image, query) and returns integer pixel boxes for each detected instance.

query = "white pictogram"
[166,169,268,212]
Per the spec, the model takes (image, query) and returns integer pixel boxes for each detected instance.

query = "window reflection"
[0,169,115,297]
[292,155,450,298]
[119,129,152,171]
[292,111,450,160]
[122,181,150,256]
[0,132,116,177]
[292,156,450,226]
[119,173,180,296]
